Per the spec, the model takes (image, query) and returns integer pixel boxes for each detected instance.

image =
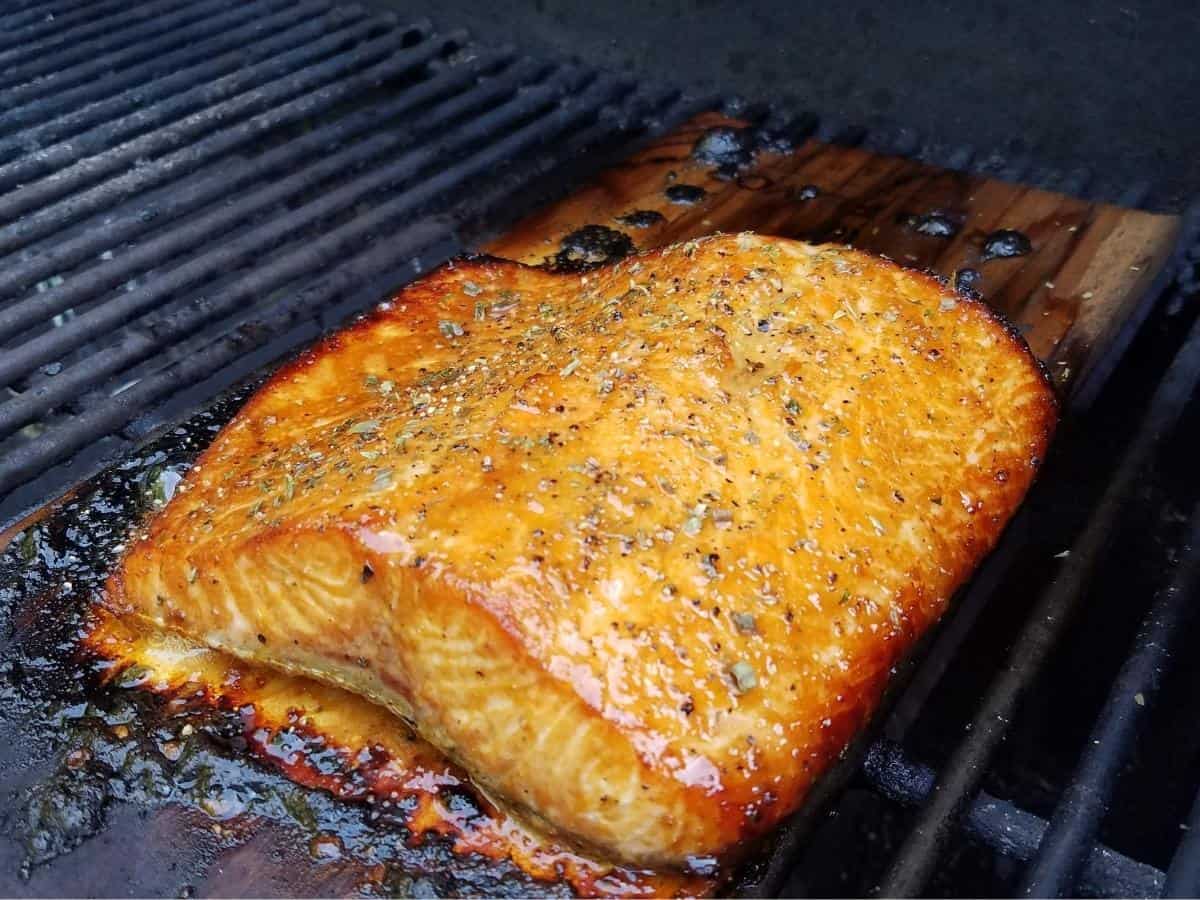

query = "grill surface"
[2,1,1200,897]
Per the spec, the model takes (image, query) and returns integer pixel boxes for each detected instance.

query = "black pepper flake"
[361,563,375,583]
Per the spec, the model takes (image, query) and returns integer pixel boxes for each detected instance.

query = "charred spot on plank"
[981,229,1033,261]
[665,184,707,205]
[901,209,963,238]
[550,225,635,271]
[955,267,983,297]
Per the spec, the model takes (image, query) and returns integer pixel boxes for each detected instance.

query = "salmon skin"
[109,233,1057,868]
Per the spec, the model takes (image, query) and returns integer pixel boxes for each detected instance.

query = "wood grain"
[487,112,1180,399]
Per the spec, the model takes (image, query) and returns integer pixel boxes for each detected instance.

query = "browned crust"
[239,241,1059,463]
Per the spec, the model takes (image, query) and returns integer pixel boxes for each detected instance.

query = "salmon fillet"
[109,233,1056,868]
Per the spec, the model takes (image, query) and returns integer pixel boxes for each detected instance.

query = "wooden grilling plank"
[487,113,1180,402]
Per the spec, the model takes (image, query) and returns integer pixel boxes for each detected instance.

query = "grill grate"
[4,1,1200,897]
[0,0,701,523]
[863,740,1165,897]
[0,2,372,160]
[874,278,1200,898]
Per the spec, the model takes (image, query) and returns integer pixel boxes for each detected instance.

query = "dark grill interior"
[2,1,1200,897]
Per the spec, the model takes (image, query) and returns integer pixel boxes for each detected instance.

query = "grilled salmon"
[108,233,1056,868]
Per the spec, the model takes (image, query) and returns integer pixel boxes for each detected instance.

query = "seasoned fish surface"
[111,234,1056,867]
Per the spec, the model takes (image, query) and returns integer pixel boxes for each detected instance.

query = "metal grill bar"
[1165,788,1200,897]
[1019,506,1200,896]
[0,56,549,430]
[4,0,115,19]
[104,83,694,439]
[0,74,632,496]
[0,0,88,34]
[0,56,556,379]
[0,0,161,56]
[0,13,419,205]
[0,0,193,79]
[1057,168,1095,196]
[0,50,519,330]
[0,0,325,140]
[0,21,448,260]
[877,311,1200,897]
[0,0,234,102]
[0,221,454,496]
[864,742,1164,897]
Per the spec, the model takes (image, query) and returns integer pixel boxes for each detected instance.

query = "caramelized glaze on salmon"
[108,234,1057,868]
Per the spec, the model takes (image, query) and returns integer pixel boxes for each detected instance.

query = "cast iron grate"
[3,0,1200,897]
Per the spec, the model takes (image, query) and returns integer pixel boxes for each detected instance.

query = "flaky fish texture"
[110,234,1057,868]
